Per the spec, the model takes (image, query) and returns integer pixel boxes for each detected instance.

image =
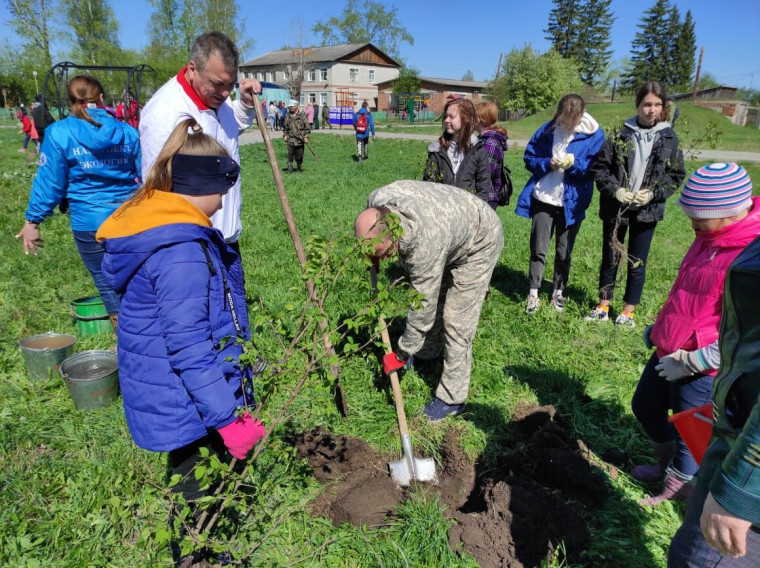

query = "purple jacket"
[650,197,760,369]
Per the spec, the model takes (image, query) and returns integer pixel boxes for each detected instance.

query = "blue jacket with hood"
[353,107,375,140]
[97,192,250,452]
[515,114,605,226]
[25,107,141,231]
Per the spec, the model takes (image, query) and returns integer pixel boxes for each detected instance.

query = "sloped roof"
[242,43,399,67]
[419,77,489,89]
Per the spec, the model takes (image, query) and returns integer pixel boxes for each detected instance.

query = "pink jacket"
[650,196,760,373]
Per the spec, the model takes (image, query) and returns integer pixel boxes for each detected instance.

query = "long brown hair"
[123,118,228,208]
[475,101,507,136]
[439,98,477,153]
[551,94,585,129]
[68,75,105,127]
[636,81,668,123]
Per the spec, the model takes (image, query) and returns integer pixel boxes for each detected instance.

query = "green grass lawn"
[0,126,758,567]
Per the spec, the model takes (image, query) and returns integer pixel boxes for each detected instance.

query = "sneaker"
[615,312,636,328]
[18,148,27,153]
[585,306,609,322]
[551,294,565,312]
[423,397,465,422]
[525,295,541,314]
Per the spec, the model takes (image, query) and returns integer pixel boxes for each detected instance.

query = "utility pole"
[692,46,704,102]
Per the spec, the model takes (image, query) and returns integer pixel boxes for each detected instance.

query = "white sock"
[529,289,539,298]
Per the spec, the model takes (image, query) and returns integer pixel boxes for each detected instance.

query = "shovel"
[371,267,437,486]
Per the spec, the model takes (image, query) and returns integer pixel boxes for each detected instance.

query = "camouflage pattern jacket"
[367,180,503,355]
[283,110,311,146]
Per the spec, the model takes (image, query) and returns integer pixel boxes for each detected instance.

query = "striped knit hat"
[679,162,753,219]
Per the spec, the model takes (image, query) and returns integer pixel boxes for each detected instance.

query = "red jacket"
[650,196,760,373]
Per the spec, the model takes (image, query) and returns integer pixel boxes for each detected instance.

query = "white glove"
[655,349,707,382]
[633,189,653,206]
[614,187,635,204]
[560,154,574,169]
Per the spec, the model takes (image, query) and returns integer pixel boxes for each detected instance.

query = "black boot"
[286,163,293,174]
[296,163,302,172]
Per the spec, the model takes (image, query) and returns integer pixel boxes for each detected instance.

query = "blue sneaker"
[423,397,465,422]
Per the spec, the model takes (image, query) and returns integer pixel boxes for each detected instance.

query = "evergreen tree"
[545,0,614,86]
[626,0,672,89]
[673,10,697,90]
[544,0,583,61]
[578,0,615,85]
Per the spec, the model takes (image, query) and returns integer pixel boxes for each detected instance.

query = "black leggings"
[598,218,657,305]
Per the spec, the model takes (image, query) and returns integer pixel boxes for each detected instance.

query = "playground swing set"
[39,61,156,127]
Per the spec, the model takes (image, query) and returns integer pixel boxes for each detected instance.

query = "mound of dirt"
[293,404,610,567]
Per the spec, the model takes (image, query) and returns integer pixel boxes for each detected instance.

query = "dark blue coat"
[101,220,250,452]
[515,119,605,226]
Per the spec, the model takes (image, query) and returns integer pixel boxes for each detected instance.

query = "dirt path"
[239,128,760,163]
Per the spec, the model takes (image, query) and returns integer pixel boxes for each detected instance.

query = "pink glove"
[217,412,266,460]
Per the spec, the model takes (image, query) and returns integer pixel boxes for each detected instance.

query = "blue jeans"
[669,484,760,567]
[72,230,121,314]
[631,352,713,477]
[598,218,657,305]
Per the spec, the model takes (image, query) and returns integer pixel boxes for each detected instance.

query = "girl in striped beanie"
[632,162,759,508]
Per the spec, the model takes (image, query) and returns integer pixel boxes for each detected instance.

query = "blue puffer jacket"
[25,107,141,231]
[98,192,250,452]
[515,116,605,227]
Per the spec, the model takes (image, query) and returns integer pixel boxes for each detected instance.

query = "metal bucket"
[59,350,120,411]
[70,296,112,336]
[19,332,77,382]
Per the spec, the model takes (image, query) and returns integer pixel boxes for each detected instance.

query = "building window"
[300,94,305,106]
[266,72,273,82]
[320,68,328,81]
[349,68,359,82]
[308,69,316,82]
[352,92,359,104]
[309,93,316,103]
[369,69,375,83]
[283,68,289,80]
[320,92,328,106]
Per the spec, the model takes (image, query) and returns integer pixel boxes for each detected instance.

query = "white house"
[239,43,400,110]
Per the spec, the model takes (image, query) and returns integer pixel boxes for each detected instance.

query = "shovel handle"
[370,267,410,438]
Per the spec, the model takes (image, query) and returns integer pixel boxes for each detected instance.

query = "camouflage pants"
[421,238,502,405]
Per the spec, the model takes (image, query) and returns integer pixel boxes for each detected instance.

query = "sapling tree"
[148,217,421,564]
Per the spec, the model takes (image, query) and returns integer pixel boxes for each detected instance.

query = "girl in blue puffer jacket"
[17,75,141,326]
[97,118,265,560]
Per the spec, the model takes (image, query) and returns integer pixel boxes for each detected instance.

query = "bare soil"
[293,404,613,567]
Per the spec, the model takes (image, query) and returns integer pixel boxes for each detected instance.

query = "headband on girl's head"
[171,154,240,195]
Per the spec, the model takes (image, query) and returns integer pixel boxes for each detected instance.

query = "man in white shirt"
[140,31,261,249]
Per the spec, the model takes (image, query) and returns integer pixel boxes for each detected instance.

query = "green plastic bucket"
[70,296,112,336]
[18,332,77,382]
[59,350,120,411]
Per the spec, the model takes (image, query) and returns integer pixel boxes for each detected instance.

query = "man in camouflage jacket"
[355,180,504,420]
[282,100,311,173]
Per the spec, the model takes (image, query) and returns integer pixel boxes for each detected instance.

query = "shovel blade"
[389,455,437,486]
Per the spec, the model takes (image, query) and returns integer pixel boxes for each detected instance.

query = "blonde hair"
[124,118,229,207]
[68,75,105,127]
[475,101,507,136]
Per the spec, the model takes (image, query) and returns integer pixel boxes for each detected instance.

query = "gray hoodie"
[623,118,671,193]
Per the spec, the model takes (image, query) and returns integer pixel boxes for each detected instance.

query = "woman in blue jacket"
[515,94,605,314]
[16,75,141,327]
[98,118,265,564]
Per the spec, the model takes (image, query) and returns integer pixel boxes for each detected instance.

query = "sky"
[4,0,760,89]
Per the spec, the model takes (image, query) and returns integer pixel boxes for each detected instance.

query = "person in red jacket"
[631,163,760,507]
[17,110,39,153]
